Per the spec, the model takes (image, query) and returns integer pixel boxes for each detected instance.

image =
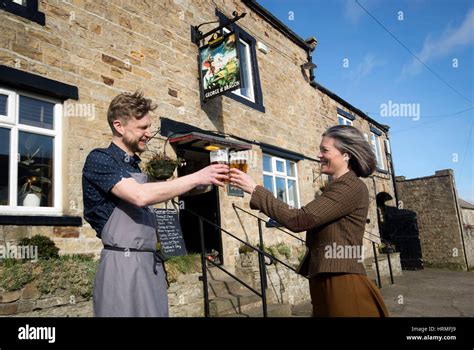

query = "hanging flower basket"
[143,130,184,181]
[145,153,183,181]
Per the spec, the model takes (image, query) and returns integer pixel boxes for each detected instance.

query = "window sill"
[376,168,389,175]
[0,215,82,226]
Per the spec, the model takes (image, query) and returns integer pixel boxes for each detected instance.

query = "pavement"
[292,268,474,317]
[380,268,474,317]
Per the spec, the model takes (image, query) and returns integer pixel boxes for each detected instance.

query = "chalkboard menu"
[153,208,187,258]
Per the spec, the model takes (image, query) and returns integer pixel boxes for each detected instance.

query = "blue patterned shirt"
[82,142,141,237]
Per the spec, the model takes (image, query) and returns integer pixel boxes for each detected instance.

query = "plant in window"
[143,131,184,181]
[18,147,51,206]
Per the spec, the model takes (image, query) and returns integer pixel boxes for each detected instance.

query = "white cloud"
[348,53,384,84]
[401,8,474,77]
[343,0,366,24]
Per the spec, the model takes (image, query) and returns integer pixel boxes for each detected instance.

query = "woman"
[229,125,389,317]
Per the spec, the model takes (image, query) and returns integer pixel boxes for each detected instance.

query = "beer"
[229,151,248,173]
[210,149,228,165]
[230,162,248,173]
[210,148,230,183]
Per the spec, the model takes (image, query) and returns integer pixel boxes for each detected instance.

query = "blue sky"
[259,0,474,203]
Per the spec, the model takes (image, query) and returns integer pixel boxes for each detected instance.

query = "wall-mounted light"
[204,144,221,151]
[257,42,268,54]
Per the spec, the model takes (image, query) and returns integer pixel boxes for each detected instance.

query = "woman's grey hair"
[322,125,376,178]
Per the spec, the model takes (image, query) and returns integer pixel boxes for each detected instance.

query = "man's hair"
[107,90,157,135]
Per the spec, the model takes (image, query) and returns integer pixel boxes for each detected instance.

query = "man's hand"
[194,164,229,187]
[229,168,257,194]
[111,164,230,207]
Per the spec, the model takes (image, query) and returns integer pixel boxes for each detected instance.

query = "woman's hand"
[229,168,257,194]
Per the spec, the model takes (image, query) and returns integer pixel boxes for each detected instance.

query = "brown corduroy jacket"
[250,170,369,278]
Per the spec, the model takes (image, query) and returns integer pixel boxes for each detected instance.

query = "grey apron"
[93,172,169,317]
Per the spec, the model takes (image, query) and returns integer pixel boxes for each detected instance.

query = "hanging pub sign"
[199,31,241,101]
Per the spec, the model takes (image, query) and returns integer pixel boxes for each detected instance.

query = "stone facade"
[1,1,396,275]
[396,170,472,270]
[460,200,474,270]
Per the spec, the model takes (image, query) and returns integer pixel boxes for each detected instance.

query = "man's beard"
[123,135,145,154]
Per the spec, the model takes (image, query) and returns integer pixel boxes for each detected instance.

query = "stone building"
[0,0,397,275]
[459,198,474,270]
[396,170,473,270]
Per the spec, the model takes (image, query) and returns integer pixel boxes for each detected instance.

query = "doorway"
[177,148,223,264]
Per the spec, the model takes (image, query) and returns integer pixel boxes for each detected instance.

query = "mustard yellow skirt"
[309,273,389,317]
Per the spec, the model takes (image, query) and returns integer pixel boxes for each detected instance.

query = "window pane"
[338,116,344,125]
[0,94,7,116]
[287,179,298,207]
[263,154,272,172]
[233,40,255,101]
[19,95,54,130]
[275,177,287,203]
[371,134,383,169]
[376,138,384,169]
[18,132,54,207]
[276,160,284,173]
[0,128,10,205]
[286,160,296,177]
[263,175,274,194]
[13,0,26,5]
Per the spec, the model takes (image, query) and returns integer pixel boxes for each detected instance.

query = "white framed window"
[262,154,300,208]
[223,27,255,103]
[232,38,255,102]
[338,114,353,126]
[0,87,63,214]
[0,88,17,125]
[370,132,385,170]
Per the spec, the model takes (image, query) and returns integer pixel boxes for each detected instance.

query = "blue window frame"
[0,0,45,26]
[217,11,265,113]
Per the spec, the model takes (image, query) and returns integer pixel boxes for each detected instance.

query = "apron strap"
[103,245,170,287]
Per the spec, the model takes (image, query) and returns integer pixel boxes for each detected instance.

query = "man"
[82,91,228,317]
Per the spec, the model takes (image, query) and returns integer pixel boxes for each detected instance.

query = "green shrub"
[297,249,306,263]
[18,235,59,260]
[238,243,254,254]
[37,257,97,299]
[0,262,35,291]
[166,253,201,283]
[60,253,95,262]
[0,257,19,268]
[276,243,291,260]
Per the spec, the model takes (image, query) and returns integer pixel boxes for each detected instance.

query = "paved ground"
[380,268,474,317]
[292,268,474,317]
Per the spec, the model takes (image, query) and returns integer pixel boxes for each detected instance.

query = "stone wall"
[1,0,394,267]
[461,208,474,270]
[1,265,309,317]
[396,170,468,270]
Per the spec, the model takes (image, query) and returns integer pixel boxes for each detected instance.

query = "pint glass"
[210,148,228,165]
[229,151,248,173]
